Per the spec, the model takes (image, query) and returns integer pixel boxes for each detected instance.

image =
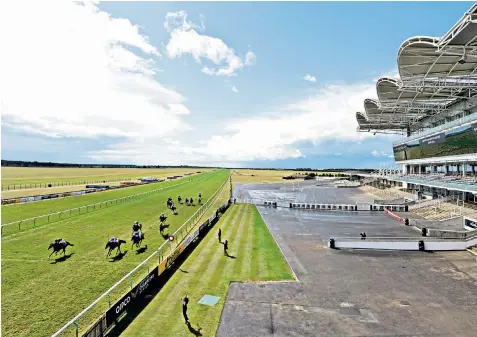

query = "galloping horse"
[159,223,169,234]
[171,204,177,215]
[105,238,126,257]
[48,240,74,258]
[131,232,145,249]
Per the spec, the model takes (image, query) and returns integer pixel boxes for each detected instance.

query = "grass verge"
[1,172,212,224]
[120,204,294,337]
[1,171,228,337]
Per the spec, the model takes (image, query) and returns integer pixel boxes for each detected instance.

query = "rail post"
[73,321,79,337]
[129,275,133,290]
[34,218,36,226]
[107,293,111,308]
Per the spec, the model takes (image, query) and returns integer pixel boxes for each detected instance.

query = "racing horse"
[48,240,74,258]
[131,232,145,249]
[159,222,169,234]
[171,204,177,215]
[105,238,126,257]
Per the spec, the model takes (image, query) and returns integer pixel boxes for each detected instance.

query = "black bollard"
[329,238,335,249]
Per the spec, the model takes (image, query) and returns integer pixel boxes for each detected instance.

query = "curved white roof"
[357,4,477,134]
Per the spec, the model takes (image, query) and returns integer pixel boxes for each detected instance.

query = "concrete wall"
[426,229,470,239]
[333,237,477,251]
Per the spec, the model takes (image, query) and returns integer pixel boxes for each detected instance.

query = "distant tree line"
[1,160,375,172]
[0,160,217,169]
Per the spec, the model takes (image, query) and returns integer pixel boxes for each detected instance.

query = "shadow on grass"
[107,219,218,337]
[109,251,127,262]
[50,252,75,264]
[135,245,148,255]
[186,322,202,336]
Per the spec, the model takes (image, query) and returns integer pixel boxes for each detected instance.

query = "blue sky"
[0,1,472,168]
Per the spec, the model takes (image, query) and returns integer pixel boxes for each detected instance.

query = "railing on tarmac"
[1,174,209,235]
[51,174,231,337]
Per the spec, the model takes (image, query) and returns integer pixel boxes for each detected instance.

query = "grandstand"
[353,3,477,217]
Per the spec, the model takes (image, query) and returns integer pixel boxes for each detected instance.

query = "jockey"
[199,193,201,198]
[132,231,141,239]
[110,237,119,243]
[55,238,66,245]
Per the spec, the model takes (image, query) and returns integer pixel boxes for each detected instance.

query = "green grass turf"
[1,172,213,225]
[1,167,215,186]
[1,170,229,337]
[120,204,294,337]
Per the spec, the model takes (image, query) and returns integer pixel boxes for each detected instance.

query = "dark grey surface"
[217,185,477,337]
[234,181,374,205]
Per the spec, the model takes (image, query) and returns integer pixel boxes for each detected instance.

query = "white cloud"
[0,1,191,141]
[334,153,342,156]
[232,86,239,93]
[245,51,256,66]
[304,74,317,82]
[371,150,390,157]
[89,78,391,165]
[164,11,255,77]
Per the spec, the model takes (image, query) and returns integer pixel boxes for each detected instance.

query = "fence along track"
[51,173,231,337]
[1,178,134,191]
[1,173,212,235]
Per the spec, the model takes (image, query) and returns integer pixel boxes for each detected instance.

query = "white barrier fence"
[329,232,477,251]
[51,174,231,337]
[1,174,209,235]
[290,202,409,212]
[236,200,410,213]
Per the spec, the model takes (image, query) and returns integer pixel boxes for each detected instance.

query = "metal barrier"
[51,174,231,337]
[329,231,477,251]
[1,174,210,235]
[290,202,358,211]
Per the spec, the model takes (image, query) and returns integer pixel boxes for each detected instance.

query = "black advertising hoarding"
[82,315,107,337]
[419,133,445,146]
[105,266,158,326]
[199,219,209,232]
[464,218,477,229]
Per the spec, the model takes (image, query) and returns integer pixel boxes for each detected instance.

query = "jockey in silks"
[55,238,66,245]
[132,230,141,240]
[199,193,202,199]
[160,213,167,223]
[109,237,119,243]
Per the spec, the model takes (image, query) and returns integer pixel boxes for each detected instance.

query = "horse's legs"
[49,250,55,258]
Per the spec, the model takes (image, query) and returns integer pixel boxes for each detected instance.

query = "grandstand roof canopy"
[356,3,477,134]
